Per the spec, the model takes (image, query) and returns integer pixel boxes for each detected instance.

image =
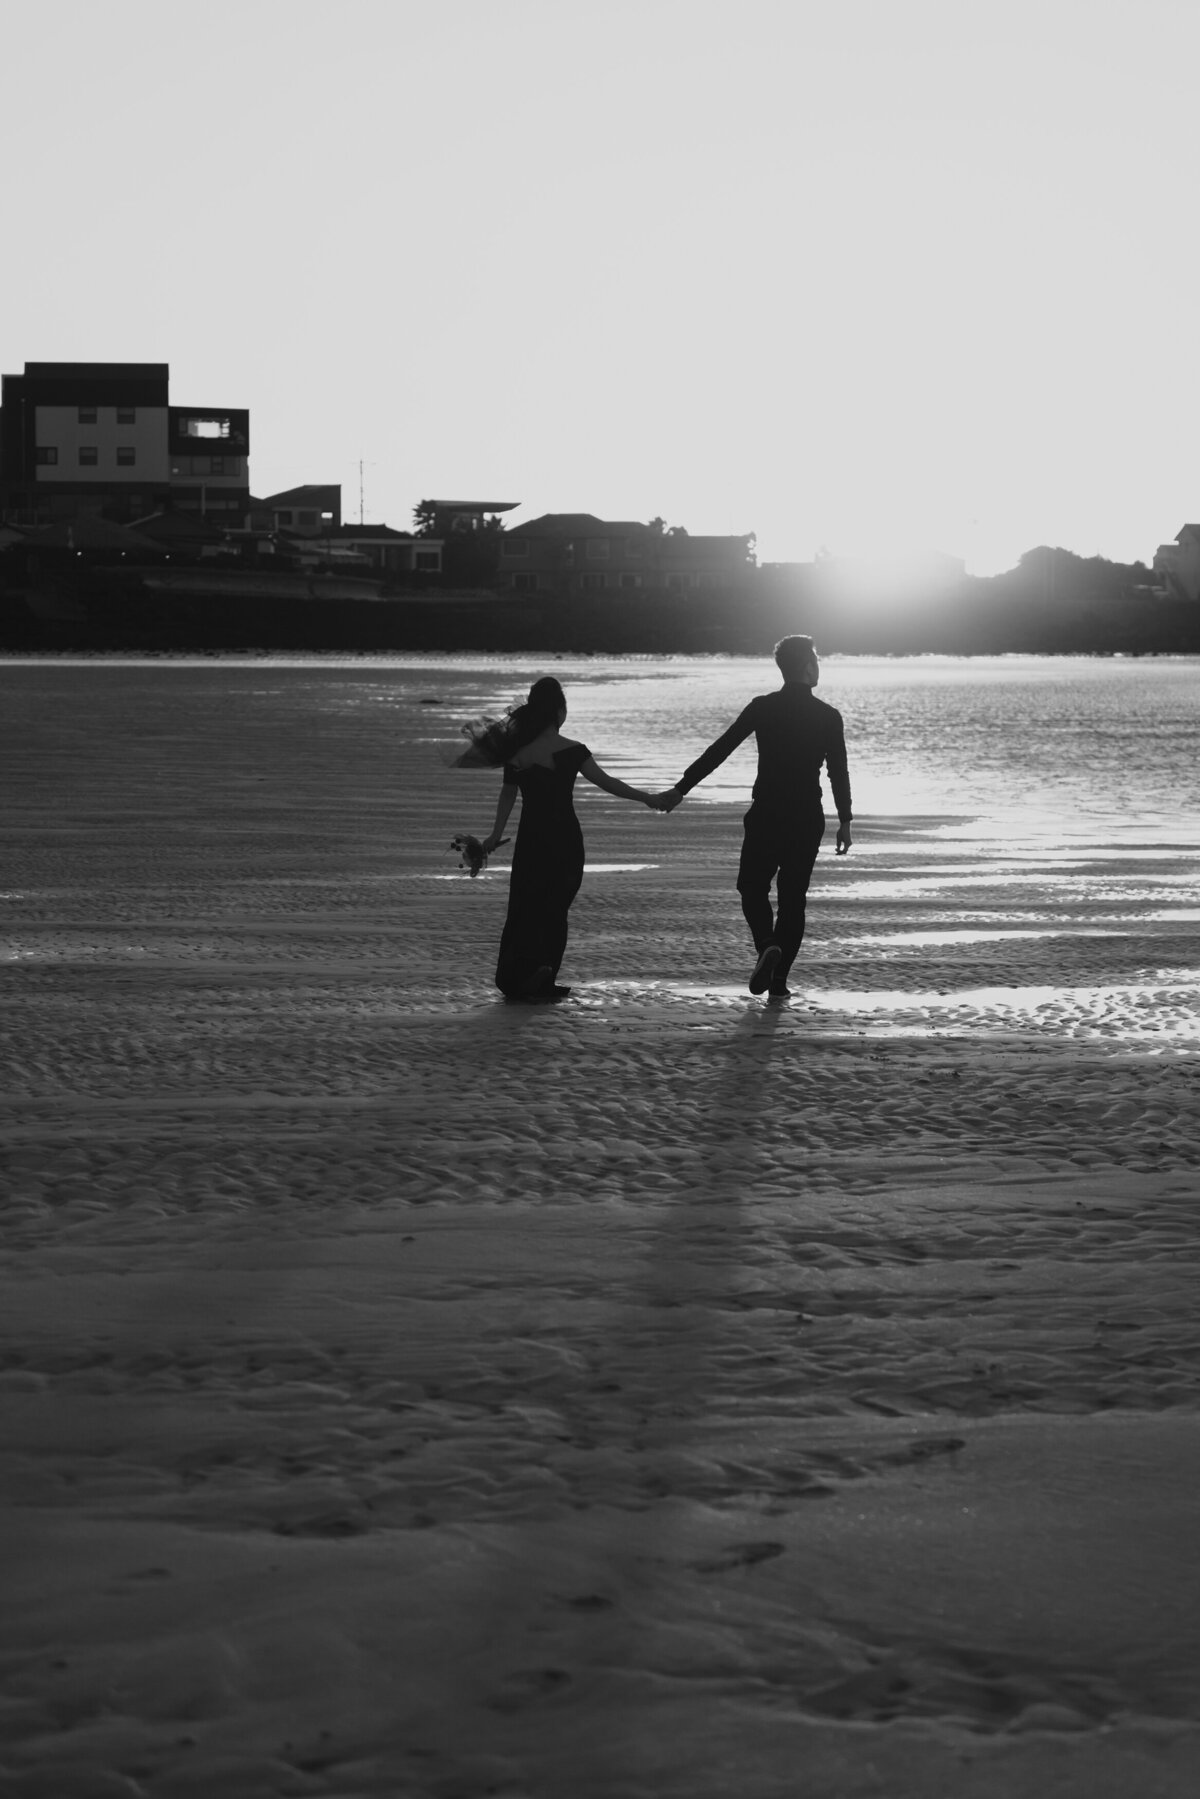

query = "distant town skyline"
[3,0,1196,577]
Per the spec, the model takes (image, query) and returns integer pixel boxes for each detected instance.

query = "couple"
[459,635,853,1002]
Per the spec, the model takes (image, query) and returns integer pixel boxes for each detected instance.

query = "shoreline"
[4,645,1200,661]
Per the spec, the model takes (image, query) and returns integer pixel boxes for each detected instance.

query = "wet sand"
[1,661,1199,1797]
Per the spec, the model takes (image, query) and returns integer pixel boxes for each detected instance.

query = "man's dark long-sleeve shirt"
[677,684,852,822]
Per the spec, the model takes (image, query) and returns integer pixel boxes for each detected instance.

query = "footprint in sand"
[879,1435,967,1467]
[689,1540,786,1573]
[486,1667,574,1712]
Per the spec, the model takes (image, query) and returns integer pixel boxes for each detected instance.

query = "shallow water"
[2,654,1198,1051]
[14,649,1194,833]
[308,650,1200,842]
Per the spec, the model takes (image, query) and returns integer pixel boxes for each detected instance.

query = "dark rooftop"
[21,361,170,381]
[421,500,519,513]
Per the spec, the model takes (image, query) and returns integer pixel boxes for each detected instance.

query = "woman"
[460,676,665,1000]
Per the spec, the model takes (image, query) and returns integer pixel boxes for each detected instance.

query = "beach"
[2,654,1199,1799]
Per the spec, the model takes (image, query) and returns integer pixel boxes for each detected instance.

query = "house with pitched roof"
[260,485,342,534]
[329,524,442,577]
[497,513,755,596]
[1152,524,1200,601]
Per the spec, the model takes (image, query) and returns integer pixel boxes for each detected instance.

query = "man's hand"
[836,820,852,855]
[651,788,684,813]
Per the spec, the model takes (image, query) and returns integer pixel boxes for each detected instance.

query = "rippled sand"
[2,662,1199,1798]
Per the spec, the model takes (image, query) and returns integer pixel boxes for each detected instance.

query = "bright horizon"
[3,0,1197,577]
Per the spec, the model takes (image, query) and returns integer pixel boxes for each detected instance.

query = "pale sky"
[4,0,1197,573]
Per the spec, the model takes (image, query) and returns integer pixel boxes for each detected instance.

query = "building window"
[116,447,136,467]
[581,571,606,590]
[275,510,293,525]
[619,573,640,589]
[209,456,226,475]
[181,416,229,439]
[35,446,58,465]
[586,538,610,559]
[511,572,534,592]
[78,406,97,425]
[78,446,98,466]
[116,407,136,425]
[501,539,529,560]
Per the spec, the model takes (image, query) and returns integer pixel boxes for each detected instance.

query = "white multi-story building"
[0,362,250,526]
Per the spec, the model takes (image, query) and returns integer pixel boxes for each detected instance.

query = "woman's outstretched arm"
[580,756,656,806]
[482,781,518,852]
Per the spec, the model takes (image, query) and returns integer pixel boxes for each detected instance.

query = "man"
[662,635,852,997]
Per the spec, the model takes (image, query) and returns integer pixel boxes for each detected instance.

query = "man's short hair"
[774,635,816,680]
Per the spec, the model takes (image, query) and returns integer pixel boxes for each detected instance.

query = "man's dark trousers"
[736,804,826,985]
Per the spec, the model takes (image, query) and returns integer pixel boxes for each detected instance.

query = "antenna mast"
[359,460,364,527]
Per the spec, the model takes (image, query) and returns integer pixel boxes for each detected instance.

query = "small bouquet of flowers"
[450,833,507,877]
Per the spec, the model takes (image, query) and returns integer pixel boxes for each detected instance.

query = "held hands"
[836,820,853,855]
[648,788,684,813]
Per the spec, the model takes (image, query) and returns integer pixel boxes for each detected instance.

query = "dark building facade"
[260,485,342,534]
[330,524,442,577]
[497,513,756,596]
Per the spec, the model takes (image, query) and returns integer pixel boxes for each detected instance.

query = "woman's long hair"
[455,676,566,768]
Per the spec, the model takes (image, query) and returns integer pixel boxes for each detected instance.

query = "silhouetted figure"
[459,676,663,1000]
[663,636,852,996]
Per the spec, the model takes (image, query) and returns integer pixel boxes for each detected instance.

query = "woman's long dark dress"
[494,742,590,997]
